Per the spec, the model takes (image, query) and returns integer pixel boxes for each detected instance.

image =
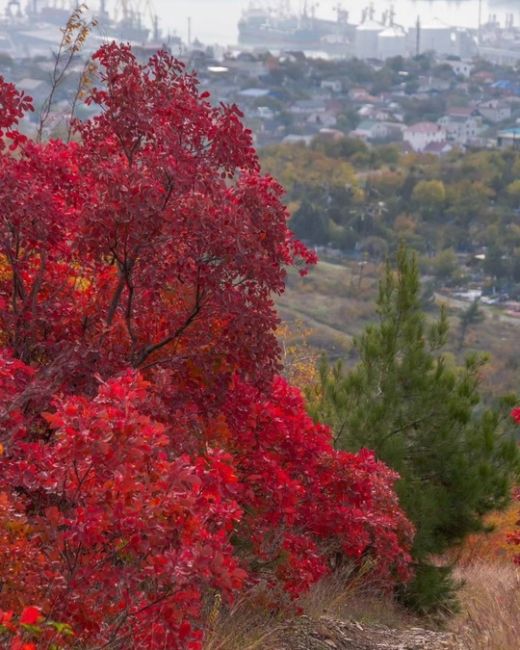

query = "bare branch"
[66,57,97,143]
[37,5,96,141]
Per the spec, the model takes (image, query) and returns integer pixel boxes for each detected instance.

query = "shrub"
[0,46,413,648]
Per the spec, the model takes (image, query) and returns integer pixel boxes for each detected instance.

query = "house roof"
[424,141,452,154]
[356,119,377,132]
[498,127,520,138]
[406,122,443,134]
[448,107,475,118]
[238,88,270,98]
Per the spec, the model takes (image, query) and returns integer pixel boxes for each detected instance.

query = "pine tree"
[458,297,485,350]
[309,246,519,613]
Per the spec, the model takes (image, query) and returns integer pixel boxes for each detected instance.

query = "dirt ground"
[269,616,462,650]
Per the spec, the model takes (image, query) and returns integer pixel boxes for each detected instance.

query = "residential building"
[478,99,512,124]
[438,108,483,144]
[352,120,404,143]
[403,122,447,152]
[497,127,520,149]
[443,59,474,78]
[321,79,342,93]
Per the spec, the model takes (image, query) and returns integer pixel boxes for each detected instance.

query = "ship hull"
[238,10,353,51]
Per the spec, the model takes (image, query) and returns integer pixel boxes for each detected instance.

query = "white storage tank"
[355,20,384,59]
[378,25,407,59]
[417,18,455,56]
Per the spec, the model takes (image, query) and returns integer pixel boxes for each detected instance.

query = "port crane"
[112,0,160,40]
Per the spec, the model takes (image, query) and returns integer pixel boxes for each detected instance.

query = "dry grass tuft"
[201,593,285,650]
[296,566,414,630]
[450,561,520,650]
[202,567,414,650]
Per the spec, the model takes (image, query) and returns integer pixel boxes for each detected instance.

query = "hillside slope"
[277,257,520,396]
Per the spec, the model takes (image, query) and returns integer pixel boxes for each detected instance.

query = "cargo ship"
[0,0,162,58]
[238,1,356,51]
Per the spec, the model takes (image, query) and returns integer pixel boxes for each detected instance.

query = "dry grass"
[203,560,520,649]
[201,600,284,650]
[449,562,520,650]
[201,585,291,650]
[202,568,415,650]
[278,257,520,396]
[296,566,414,630]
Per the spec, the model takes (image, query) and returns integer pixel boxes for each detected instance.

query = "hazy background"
[150,0,520,45]
[2,1,519,45]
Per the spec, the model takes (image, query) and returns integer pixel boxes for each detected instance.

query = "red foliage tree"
[223,377,413,597]
[0,45,413,648]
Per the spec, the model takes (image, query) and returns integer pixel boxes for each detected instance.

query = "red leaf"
[19,606,42,625]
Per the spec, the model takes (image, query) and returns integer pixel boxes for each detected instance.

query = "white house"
[289,99,328,116]
[438,109,483,144]
[403,122,447,152]
[281,134,314,146]
[352,120,404,143]
[477,99,512,124]
[358,103,394,122]
[497,127,520,149]
[306,110,338,128]
[321,79,343,93]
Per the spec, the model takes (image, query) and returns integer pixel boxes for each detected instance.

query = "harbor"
[0,1,169,58]
[237,1,520,62]
[3,1,520,65]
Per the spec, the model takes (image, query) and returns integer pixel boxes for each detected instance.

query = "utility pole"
[416,15,421,56]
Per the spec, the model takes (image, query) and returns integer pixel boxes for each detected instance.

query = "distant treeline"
[261,138,520,290]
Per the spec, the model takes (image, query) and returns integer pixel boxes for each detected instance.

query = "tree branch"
[378,413,435,446]
[105,256,136,328]
[133,280,203,368]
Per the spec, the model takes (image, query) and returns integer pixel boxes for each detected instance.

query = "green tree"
[309,247,519,613]
[430,248,459,284]
[446,181,494,229]
[290,201,331,245]
[506,179,520,206]
[412,179,446,220]
[484,245,508,282]
[458,298,485,350]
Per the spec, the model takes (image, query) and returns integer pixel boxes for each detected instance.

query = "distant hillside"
[277,256,520,397]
